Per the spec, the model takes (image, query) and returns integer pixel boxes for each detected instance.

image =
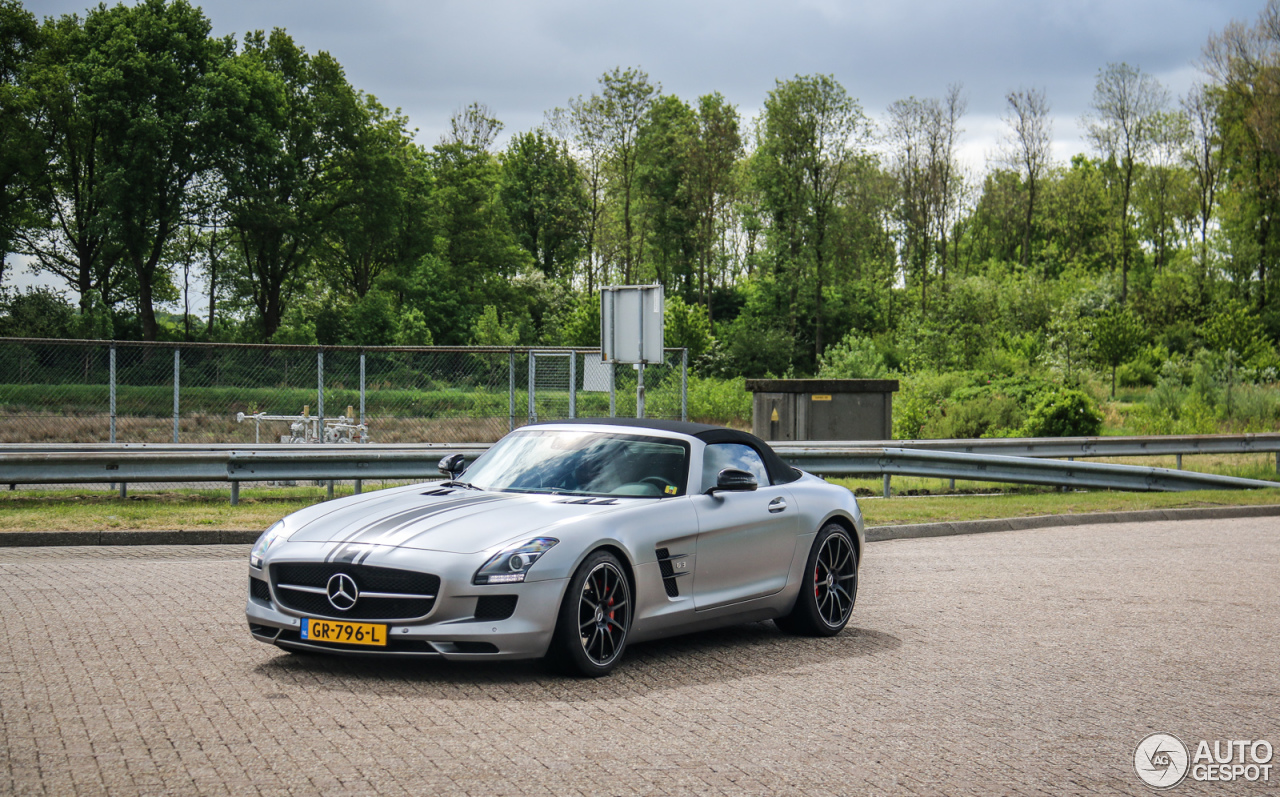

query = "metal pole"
[569,351,577,419]
[354,480,362,495]
[1275,451,1279,474]
[637,363,645,419]
[230,481,239,506]
[883,474,891,499]
[680,349,688,422]
[109,344,116,444]
[528,353,536,423]
[1176,453,1182,470]
[172,348,180,444]
[359,351,366,433]
[508,351,515,432]
[609,362,616,417]
[327,480,334,500]
[119,482,127,499]
[317,349,325,439]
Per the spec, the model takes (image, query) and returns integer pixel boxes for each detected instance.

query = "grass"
[1,478,1278,533]
[849,487,1280,527]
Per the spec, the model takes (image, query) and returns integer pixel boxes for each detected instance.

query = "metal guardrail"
[2,436,1277,504]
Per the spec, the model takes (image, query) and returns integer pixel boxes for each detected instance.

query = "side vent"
[655,547,688,598]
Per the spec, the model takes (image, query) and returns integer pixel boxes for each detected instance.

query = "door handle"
[768,497,787,513]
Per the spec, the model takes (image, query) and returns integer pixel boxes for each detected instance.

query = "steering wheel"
[640,476,677,493]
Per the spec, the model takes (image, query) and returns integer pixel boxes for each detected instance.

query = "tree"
[1136,110,1192,273]
[686,93,743,316]
[322,97,431,299]
[635,94,697,290]
[1091,306,1144,398]
[417,114,532,343]
[599,67,659,284]
[86,0,232,340]
[501,129,587,281]
[1182,82,1222,273]
[887,87,966,313]
[442,102,502,150]
[547,95,608,291]
[755,74,872,361]
[1085,62,1168,302]
[997,87,1052,268]
[218,28,364,339]
[16,12,126,314]
[0,0,38,286]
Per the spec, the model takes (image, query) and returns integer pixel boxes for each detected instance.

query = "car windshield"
[462,429,689,498]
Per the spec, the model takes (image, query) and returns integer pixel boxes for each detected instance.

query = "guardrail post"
[230,481,239,506]
[109,344,116,444]
[1275,451,1279,474]
[317,349,325,436]
[119,482,127,499]
[681,349,688,422]
[569,351,577,419]
[508,351,515,432]
[354,480,362,495]
[1176,454,1182,470]
[172,348,180,443]
[327,480,334,501]
[883,474,891,499]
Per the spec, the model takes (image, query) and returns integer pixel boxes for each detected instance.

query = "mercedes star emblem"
[326,573,359,611]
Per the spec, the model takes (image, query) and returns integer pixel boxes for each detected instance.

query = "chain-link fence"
[0,338,688,445]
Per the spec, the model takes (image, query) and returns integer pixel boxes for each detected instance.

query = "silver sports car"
[246,419,865,676]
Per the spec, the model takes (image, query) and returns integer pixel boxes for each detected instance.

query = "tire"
[775,523,858,637]
[546,550,633,677]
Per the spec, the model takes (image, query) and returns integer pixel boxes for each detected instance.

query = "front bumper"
[245,543,568,661]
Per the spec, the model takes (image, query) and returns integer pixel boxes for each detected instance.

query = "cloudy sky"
[8,0,1270,291]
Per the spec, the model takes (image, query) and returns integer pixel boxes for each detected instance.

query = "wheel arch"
[819,511,861,564]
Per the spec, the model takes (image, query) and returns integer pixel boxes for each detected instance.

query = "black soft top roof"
[528,418,801,484]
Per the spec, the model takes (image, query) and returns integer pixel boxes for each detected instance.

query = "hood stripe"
[322,494,514,561]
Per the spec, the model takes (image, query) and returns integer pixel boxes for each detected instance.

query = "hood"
[285,486,635,554]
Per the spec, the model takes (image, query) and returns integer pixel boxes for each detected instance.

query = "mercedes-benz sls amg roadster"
[246,419,865,676]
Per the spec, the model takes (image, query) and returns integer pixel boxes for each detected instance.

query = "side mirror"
[438,453,466,479]
[708,468,758,494]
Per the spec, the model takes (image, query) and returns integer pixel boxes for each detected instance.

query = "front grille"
[475,595,518,621]
[270,562,441,621]
[250,577,271,602]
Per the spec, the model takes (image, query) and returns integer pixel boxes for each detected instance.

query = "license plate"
[301,618,387,646]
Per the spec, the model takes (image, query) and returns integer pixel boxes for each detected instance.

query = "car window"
[464,430,689,497]
[702,443,769,490]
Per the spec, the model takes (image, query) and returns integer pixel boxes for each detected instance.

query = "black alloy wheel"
[775,523,858,636]
[547,550,632,677]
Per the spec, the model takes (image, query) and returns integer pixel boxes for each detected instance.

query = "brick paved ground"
[1,518,1277,796]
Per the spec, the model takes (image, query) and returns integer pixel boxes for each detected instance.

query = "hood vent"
[420,488,456,496]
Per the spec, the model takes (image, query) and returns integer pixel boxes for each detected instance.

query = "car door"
[690,442,798,611]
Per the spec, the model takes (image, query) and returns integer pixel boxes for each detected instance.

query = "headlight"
[249,521,288,569]
[473,537,558,585]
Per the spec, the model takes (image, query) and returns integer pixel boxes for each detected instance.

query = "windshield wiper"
[442,480,483,491]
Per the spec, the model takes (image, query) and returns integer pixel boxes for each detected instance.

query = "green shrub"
[817,332,889,378]
[1117,360,1158,387]
[1021,389,1103,438]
